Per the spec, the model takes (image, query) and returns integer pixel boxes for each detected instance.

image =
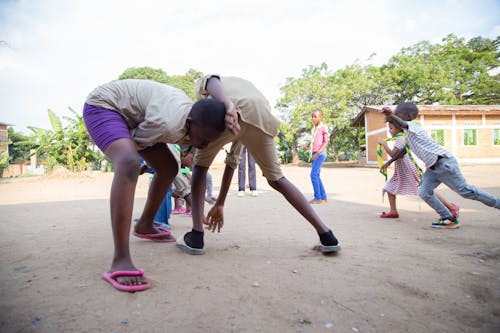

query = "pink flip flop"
[133,226,176,242]
[102,269,150,292]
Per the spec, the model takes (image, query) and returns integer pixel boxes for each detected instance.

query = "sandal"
[380,212,399,218]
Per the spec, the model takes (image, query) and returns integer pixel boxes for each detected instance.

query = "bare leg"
[136,144,179,235]
[387,193,398,215]
[104,138,144,286]
[268,177,330,233]
[191,165,209,232]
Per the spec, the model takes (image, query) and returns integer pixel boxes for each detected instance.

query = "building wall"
[0,124,8,155]
[420,114,500,160]
[365,112,388,163]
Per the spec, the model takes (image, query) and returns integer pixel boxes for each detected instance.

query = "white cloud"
[0,0,499,132]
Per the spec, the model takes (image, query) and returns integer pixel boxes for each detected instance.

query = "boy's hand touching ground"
[205,204,225,233]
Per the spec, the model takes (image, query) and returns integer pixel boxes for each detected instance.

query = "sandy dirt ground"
[0,163,499,333]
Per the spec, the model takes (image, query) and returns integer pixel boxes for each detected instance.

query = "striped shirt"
[404,122,451,168]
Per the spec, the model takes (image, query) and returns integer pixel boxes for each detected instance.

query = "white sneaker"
[237,191,245,197]
[250,190,258,197]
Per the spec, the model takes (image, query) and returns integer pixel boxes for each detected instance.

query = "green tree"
[276,62,392,162]
[119,67,203,99]
[7,127,34,163]
[383,34,500,104]
[20,108,102,172]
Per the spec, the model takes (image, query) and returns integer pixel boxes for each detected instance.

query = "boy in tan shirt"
[176,75,341,255]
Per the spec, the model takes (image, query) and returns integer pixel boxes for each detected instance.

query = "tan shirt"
[85,79,193,149]
[195,75,280,167]
[196,75,279,137]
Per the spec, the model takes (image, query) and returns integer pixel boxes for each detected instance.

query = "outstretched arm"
[381,108,409,130]
[206,76,240,135]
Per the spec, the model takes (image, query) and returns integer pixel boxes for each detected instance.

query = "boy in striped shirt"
[382,102,500,228]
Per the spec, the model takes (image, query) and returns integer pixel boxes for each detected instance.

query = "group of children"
[83,76,499,293]
[379,103,500,228]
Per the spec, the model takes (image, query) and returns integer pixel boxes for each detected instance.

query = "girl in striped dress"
[378,122,419,218]
[378,122,459,219]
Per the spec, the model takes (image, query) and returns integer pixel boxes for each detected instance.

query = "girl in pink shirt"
[310,109,329,204]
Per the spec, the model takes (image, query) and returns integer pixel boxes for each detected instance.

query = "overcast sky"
[1,0,499,133]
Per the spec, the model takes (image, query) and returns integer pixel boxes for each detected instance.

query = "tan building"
[0,122,11,155]
[352,105,500,165]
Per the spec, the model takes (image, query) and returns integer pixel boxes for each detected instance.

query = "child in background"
[382,103,500,228]
[310,109,329,204]
[238,146,258,197]
[378,121,459,219]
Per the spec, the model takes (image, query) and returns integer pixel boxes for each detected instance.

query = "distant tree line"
[276,34,500,162]
[3,34,498,176]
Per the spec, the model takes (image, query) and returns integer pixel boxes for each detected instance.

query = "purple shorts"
[83,103,132,152]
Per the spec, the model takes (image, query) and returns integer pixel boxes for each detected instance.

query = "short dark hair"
[190,99,227,132]
[395,102,419,120]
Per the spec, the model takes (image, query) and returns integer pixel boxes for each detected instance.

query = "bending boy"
[83,79,236,292]
[176,75,340,254]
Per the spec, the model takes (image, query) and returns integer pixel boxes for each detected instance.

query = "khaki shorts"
[194,121,283,181]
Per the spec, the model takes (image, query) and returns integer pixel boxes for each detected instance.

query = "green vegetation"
[3,34,498,174]
[13,108,103,173]
[277,34,499,162]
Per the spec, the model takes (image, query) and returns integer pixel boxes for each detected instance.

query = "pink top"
[312,123,328,152]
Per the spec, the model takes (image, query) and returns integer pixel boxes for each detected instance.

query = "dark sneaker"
[432,217,459,229]
[176,232,206,255]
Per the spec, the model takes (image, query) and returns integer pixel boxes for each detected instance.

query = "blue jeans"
[310,151,327,200]
[154,187,173,224]
[419,156,500,218]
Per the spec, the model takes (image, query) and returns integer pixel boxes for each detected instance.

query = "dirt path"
[0,164,499,332]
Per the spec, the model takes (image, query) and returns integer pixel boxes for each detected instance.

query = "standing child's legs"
[238,148,247,193]
[380,190,400,218]
[310,152,327,202]
[387,193,398,214]
[435,156,500,209]
[247,150,257,191]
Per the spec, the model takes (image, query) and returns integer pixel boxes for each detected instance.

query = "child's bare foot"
[106,259,148,289]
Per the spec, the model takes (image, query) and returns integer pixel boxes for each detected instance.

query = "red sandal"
[380,212,399,218]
